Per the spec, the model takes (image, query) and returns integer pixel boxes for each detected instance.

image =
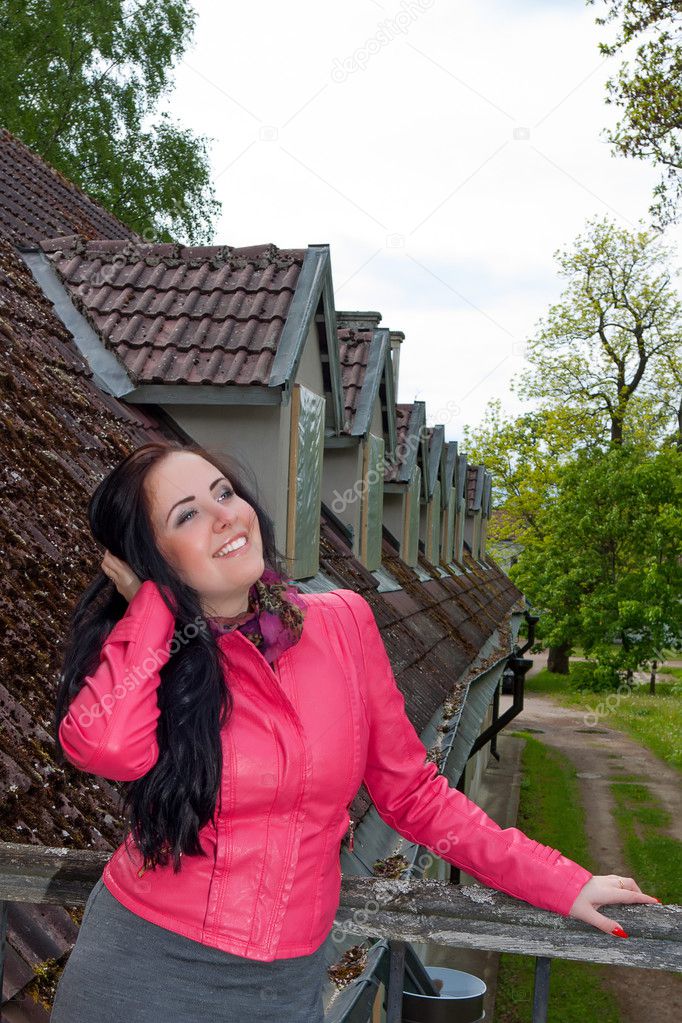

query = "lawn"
[524,669,682,770]
[610,782,682,904]
[494,733,619,1023]
[495,674,682,1019]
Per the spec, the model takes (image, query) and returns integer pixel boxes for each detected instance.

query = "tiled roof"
[467,463,482,511]
[0,129,137,250]
[0,237,179,1017]
[338,326,373,431]
[41,236,308,387]
[383,402,414,482]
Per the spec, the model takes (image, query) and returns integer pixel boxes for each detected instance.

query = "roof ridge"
[40,235,307,268]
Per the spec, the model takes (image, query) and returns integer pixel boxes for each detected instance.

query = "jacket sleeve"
[58,581,178,782]
[334,589,593,917]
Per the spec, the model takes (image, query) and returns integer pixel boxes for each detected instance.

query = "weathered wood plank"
[0,842,108,905]
[338,877,681,939]
[0,844,679,972]
[334,906,681,971]
[334,877,682,972]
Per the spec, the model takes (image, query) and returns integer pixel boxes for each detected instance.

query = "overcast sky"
[163,0,680,443]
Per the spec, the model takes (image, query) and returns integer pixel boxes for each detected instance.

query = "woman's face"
[144,451,265,617]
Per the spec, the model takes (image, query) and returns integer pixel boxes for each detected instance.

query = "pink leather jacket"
[58,581,593,961]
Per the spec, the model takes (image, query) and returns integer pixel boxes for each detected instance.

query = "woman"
[51,440,659,1023]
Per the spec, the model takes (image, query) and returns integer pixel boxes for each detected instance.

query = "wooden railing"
[1,843,680,1022]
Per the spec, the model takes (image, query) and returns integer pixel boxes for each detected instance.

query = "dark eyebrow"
[165,477,229,524]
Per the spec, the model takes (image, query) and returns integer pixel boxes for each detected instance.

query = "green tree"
[463,402,592,546]
[514,215,682,447]
[463,401,603,673]
[651,346,682,450]
[510,445,682,684]
[587,0,682,228]
[0,0,220,242]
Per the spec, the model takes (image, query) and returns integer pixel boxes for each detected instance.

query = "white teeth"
[215,536,247,557]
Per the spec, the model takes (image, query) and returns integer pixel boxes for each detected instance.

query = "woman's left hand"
[568,874,661,937]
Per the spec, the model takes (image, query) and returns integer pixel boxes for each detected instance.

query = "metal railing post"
[385,940,406,1023]
[531,955,551,1023]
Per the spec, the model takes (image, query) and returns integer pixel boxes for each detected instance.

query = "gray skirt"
[50,878,328,1023]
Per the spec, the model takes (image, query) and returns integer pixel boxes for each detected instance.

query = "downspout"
[446,611,538,885]
[467,609,539,763]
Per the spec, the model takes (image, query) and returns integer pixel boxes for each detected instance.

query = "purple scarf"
[207,568,306,664]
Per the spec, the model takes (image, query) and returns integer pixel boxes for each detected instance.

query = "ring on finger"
[618,878,625,888]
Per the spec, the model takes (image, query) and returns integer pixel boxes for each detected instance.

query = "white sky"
[164,0,681,443]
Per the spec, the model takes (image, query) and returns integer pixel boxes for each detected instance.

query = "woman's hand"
[568,874,661,937]
[101,549,143,604]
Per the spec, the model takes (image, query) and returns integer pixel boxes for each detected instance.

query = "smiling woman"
[143,450,266,618]
[51,440,322,1021]
[53,440,288,874]
[49,441,659,1023]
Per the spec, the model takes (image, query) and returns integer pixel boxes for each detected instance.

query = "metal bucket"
[402,966,486,1023]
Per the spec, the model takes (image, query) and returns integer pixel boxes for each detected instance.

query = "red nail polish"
[653,898,662,904]
[612,925,628,938]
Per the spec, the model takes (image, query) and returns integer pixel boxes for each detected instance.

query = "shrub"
[567,660,623,693]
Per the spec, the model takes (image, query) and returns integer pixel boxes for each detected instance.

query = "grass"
[509,732,596,872]
[525,669,682,770]
[494,959,619,1023]
[494,733,619,1023]
[610,782,682,905]
[495,674,682,1016]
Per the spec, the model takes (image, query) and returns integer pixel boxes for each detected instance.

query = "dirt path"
[501,690,682,1021]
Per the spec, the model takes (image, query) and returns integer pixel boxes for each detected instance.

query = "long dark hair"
[53,440,285,873]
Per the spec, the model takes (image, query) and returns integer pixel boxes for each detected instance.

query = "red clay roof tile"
[0,129,137,250]
[383,402,414,482]
[41,236,307,387]
[338,326,373,431]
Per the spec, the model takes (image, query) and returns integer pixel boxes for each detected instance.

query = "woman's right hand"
[101,549,143,603]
